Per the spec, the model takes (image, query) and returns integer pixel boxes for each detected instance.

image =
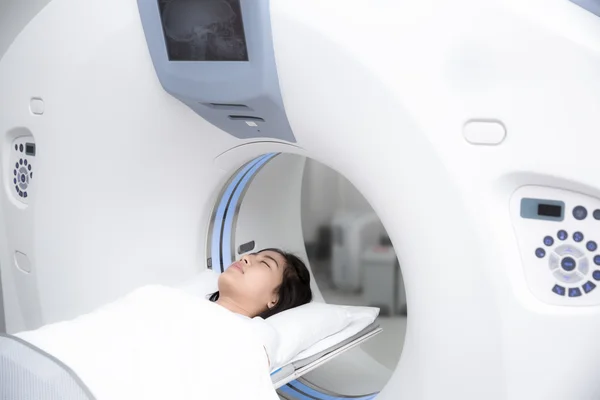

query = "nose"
[240,255,251,264]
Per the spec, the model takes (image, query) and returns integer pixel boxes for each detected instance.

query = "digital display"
[538,204,562,218]
[158,0,249,61]
[25,143,36,156]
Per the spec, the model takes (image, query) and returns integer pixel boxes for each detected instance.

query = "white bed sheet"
[16,285,279,400]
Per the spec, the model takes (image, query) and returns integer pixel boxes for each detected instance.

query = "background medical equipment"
[2,0,600,399]
[362,246,406,316]
[331,212,385,292]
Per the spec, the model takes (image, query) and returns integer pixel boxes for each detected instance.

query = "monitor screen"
[537,203,562,218]
[158,0,249,62]
[25,143,36,156]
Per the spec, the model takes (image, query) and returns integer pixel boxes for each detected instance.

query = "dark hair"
[208,248,313,319]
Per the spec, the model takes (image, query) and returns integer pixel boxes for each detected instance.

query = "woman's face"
[218,250,286,315]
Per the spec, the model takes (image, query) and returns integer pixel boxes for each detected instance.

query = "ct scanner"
[2,0,600,398]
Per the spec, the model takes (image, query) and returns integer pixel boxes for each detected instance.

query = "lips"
[231,261,244,273]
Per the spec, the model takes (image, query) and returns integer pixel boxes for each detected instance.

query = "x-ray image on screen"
[158,0,249,61]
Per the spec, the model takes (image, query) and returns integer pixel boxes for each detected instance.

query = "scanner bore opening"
[207,152,408,399]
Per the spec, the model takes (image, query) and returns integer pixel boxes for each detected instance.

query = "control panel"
[510,186,600,306]
[9,136,35,205]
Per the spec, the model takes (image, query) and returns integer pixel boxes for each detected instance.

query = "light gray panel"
[137,0,296,142]
[0,0,52,59]
[520,198,565,222]
[570,0,600,16]
[0,268,5,333]
[0,334,95,399]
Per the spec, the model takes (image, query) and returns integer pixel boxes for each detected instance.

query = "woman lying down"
[10,248,313,400]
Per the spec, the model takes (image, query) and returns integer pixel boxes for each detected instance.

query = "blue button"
[15,186,18,193]
[594,256,600,265]
[14,144,17,151]
[13,169,16,176]
[594,271,600,281]
[19,159,22,165]
[24,159,27,166]
[15,162,18,169]
[18,190,23,197]
[568,288,582,297]
[30,172,33,178]
[552,285,566,296]
[13,178,16,184]
[583,281,596,294]
[573,232,584,242]
[587,241,597,252]
[19,144,23,152]
[535,248,546,258]
[561,257,576,271]
[557,230,568,240]
[543,236,554,246]
[594,209,600,220]
[23,192,27,198]
[20,174,26,183]
[573,206,588,220]
[28,164,31,171]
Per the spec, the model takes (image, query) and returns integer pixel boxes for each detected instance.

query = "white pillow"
[175,269,219,298]
[291,305,380,362]
[264,302,352,370]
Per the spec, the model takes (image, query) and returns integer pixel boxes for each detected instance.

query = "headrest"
[176,270,380,370]
[264,302,379,370]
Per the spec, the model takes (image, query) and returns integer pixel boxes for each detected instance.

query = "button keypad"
[539,228,600,299]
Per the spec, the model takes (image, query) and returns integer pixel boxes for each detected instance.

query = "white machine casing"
[2,0,600,399]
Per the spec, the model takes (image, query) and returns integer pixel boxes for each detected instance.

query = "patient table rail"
[272,323,383,389]
[0,333,96,400]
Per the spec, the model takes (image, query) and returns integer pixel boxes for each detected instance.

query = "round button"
[594,271,600,281]
[573,206,588,220]
[19,144,23,152]
[557,230,568,241]
[535,248,546,258]
[543,236,554,246]
[20,174,26,183]
[594,209,600,220]
[561,257,577,272]
[587,241,598,252]
[573,232,584,242]
[595,255,600,265]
